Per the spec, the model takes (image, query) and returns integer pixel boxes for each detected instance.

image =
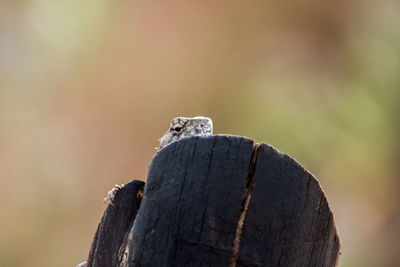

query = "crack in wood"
[230,143,261,267]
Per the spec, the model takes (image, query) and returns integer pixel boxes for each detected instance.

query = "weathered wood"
[236,144,340,267]
[83,135,340,267]
[86,180,145,267]
[121,135,254,267]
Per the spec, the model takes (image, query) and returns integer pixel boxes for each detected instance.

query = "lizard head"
[158,116,213,150]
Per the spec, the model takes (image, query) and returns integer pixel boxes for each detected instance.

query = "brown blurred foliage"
[0,1,399,266]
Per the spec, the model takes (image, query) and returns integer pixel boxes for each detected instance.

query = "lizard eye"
[173,126,183,132]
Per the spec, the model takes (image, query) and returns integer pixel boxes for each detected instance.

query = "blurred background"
[0,1,399,266]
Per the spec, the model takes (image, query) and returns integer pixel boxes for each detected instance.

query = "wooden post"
[85,135,340,267]
[87,180,145,266]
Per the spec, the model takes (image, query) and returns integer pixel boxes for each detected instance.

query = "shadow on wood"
[85,135,340,267]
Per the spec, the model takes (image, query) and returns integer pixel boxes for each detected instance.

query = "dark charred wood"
[236,144,340,267]
[120,136,254,267]
[86,180,145,267]
[83,135,340,267]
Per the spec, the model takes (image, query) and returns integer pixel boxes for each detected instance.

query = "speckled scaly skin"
[158,116,213,150]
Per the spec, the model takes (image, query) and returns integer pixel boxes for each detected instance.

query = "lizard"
[103,116,213,205]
